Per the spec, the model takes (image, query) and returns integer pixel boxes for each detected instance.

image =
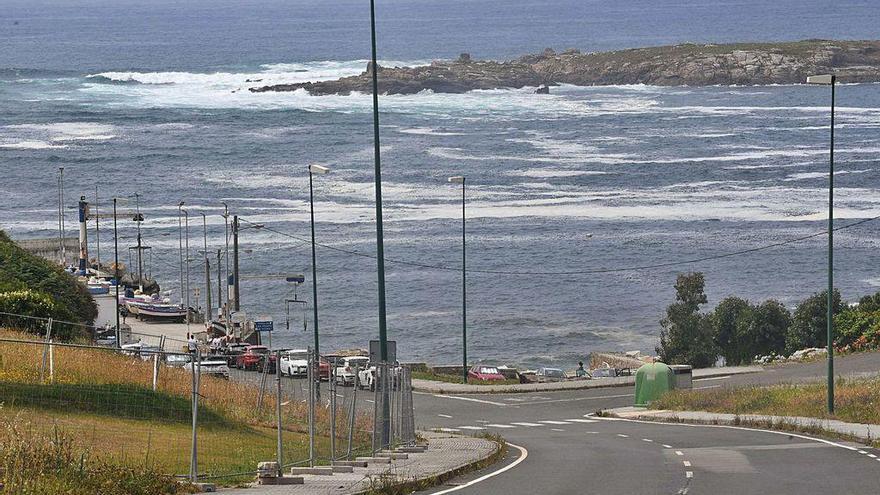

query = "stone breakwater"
[250,40,880,95]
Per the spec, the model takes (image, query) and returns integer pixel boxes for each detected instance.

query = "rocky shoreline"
[250,40,880,95]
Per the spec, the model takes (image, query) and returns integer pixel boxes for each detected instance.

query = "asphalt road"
[408,352,880,495]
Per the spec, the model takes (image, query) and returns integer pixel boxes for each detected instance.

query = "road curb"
[414,366,762,395]
[601,407,880,446]
[351,433,507,495]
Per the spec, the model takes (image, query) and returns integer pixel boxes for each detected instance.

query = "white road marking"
[437,428,460,432]
[675,451,684,456]
[486,424,517,429]
[868,454,877,458]
[458,426,486,430]
[551,428,565,432]
[539,420,571,425]
[475,420,490,423]
[694,385,722,390]
[686,471,693,479]
[565,419,598,423]
[434,394,508,407]
[858,450,868,454]
[511,422,544,427]
[366,399,375,404]
[617,434,629,438]
[585,431,599,434]
[430,442,528,495]
[595,416,869,460]
[642,438,653,443]
[662,444,673,449]
[437,414,452,418]
[683,461,691,467]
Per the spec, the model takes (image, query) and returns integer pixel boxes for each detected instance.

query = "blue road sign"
[254,320,274,333]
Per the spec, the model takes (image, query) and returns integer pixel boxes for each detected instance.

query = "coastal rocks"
[249,40,880,95]
[535,84,550,94]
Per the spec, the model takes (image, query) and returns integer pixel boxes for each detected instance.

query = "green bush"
[0,230,96,339]
[785,290,843,354]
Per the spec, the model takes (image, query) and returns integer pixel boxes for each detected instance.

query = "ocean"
[1,0,879,368]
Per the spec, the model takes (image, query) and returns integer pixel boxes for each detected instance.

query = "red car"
[317,357,331,381]
[235,345,276,371]
[468,365,506,381]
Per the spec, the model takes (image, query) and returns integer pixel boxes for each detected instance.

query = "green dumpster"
[634,362,675,407]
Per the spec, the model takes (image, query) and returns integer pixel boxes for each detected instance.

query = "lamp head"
[309,164,331,175]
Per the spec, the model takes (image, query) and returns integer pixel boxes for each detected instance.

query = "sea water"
[1,0,879,367]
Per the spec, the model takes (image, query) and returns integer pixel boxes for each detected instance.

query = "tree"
[857,291,880,313]
[784,289,844,354]
[710,297,753,365]
[740,300,791,360]
[657,272,717,368]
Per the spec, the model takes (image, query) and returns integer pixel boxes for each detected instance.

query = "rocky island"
[250,40,880,95]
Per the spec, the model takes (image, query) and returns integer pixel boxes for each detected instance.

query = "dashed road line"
[485,424,517,429]
[675,451,684,456]
[458,426,486,430]
[437,428,460,432]
[565,418,598,423]
[858,450,868,454]
[617,434,629,438]
[539,420,571,425]
[662,444,673,449]
[642,438,653,443]
[437,414,452,418]
[685,471,693,479]
[683,461,691,467]
[510,422,544,427]
[868,454,877,458]
[551,428,565,432]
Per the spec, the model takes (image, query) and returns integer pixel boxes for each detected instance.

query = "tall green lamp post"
[807,73,836,414]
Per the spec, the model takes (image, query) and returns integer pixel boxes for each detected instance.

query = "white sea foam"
[0,140,68,150]
[398,127,465,136]
[784,169,873,181]
[515,170,609,178]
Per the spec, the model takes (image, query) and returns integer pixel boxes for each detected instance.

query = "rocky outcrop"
[250,40,880,95]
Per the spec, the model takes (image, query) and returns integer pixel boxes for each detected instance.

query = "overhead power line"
[237,214,880,276]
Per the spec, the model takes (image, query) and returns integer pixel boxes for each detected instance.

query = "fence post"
[39,318,53,383]
[347,365,358,459]
[371,364,379,454]
[307,348,315,467]
[330,367,337,462]
[152,353,159,391]
[190,348,200,482]
[275,350,282,475]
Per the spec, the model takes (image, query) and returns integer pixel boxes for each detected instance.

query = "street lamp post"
[222,203,230,322]
[367,0,391,448]
[178,202,185,307]
[182,209,191,329]
[448,176,467,383]
[308,164,330,376]
[113,197,120,347]
[200,212,212,321]
[807,73,836,414]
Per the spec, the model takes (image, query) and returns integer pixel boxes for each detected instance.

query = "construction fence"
[0,312,417,484]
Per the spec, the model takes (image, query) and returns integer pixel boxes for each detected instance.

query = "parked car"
[164,353,192,367]
[185,359,230,379]
[468,365,506,381]
[317,357,331,381]
[279,349,310,376]
[358,362,401,391]
[535,367,567,381]
[121,341,162,361]
[235,345,275,372]
[590,367,618,378]
[335,356,370,386]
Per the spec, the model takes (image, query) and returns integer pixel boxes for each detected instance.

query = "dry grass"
[653,378,880,426]
[412,371,520,386]
[0,328,373,485]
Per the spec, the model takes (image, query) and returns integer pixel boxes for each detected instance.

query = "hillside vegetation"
[0,230,97,339]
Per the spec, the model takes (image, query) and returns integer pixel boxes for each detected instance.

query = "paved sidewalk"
[414,366,763,394]
[605,406,880,443]
[217,432,498,494]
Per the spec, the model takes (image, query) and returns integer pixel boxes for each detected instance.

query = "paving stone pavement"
[217,432,498,494]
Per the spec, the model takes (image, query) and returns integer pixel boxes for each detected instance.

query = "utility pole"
[233,215,240,312]
[178,202,185,306]
[113,198,120,347]
[59,167,66,265]
[94,186,100,270]
[216,249,222,319]
[222,203,230,322]
[134,193,144,286]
